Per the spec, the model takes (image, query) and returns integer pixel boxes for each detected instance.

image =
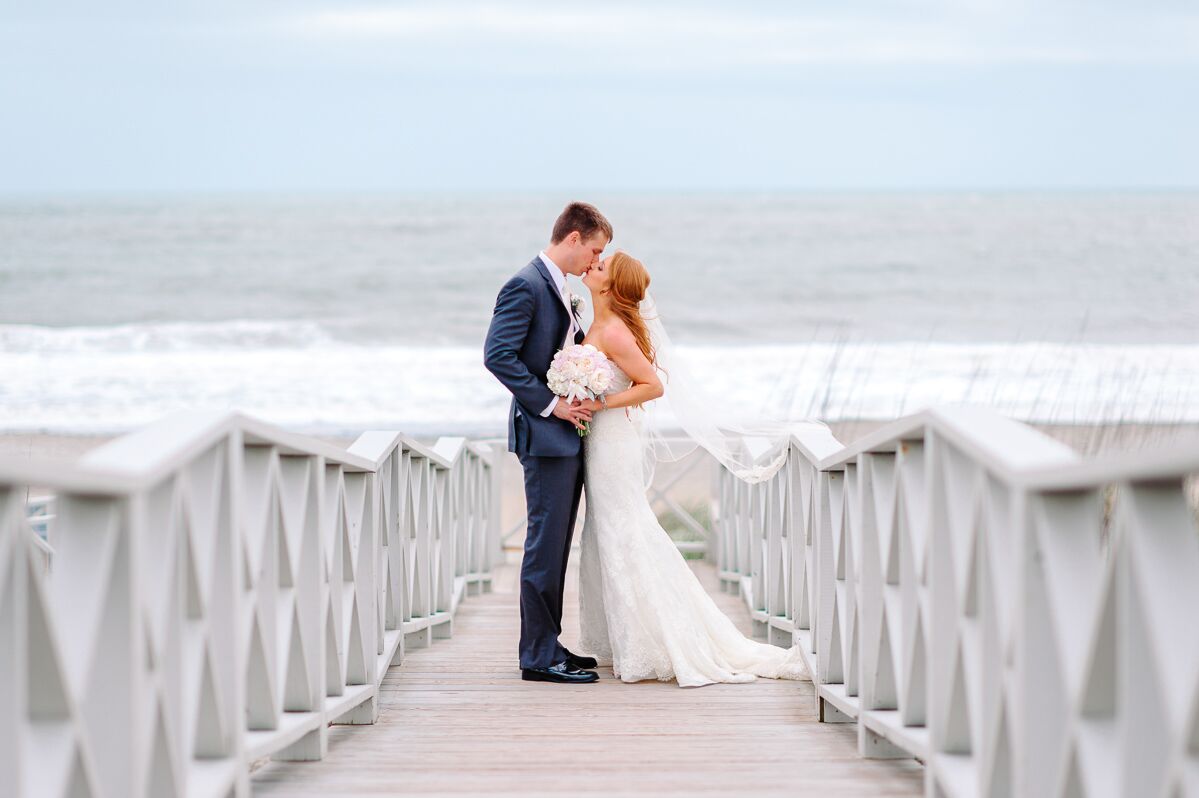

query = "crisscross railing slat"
[715,405,1199,796]
[0,411,497,798]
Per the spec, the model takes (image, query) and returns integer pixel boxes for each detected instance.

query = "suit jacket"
[484,257,586,457]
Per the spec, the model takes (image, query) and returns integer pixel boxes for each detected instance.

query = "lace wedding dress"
[577,360,809,687]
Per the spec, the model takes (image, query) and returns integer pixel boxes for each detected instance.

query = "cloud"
[2,0,1196,191]
[283,2,1199,67]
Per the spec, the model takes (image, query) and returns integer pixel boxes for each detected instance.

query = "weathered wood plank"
[252,558,923,796]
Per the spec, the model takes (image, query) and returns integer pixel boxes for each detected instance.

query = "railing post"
[485,445,504,572]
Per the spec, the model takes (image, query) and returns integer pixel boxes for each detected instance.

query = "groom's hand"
[552,399,591,430]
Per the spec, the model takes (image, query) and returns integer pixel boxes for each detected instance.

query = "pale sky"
[2,0,1197,192]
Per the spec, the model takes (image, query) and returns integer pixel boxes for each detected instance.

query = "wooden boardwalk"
[252,557,924,797]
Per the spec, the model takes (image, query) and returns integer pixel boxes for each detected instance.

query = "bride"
[571,251,810,688]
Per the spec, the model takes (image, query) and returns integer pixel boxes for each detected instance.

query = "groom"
[483,202,613,684]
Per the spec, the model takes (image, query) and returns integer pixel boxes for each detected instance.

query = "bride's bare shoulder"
[591,318,635,355]
[600,318,636,353]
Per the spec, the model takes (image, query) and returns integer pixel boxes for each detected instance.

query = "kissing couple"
[484,201,809,687]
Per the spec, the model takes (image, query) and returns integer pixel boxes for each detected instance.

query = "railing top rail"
[69,409,379,481]
[727,403,1196,492]
[924,404,1080,475]
[809,405,1078,478]
[403,434,466,469]
[0,455,142,495]
[1014,436,1199,491]
[787,424,846,464]
[466,440,495,457]
[0,410,493,494]
[431,436,468,464]
[346,432,490,470]
[809,410,931,468]
[345,430,405,467]
[238,412,379,471]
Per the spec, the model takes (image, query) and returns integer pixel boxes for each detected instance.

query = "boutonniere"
[570,294,585,314]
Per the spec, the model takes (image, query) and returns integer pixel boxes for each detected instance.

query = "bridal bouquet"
[546,344,614,437]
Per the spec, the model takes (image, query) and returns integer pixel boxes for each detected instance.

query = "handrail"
[0,410,500,798]
[814,405,1078,475]
[715,403,1199,797]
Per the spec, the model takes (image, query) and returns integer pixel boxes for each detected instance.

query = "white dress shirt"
[537,250,577,417]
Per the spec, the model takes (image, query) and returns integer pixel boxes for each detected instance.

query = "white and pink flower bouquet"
[546,344,614,437]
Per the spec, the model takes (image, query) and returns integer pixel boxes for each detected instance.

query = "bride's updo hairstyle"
[605,252,656,367]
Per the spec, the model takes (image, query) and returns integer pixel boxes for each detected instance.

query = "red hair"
[606,252,654,366]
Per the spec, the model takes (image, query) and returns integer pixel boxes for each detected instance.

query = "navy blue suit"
[483,257,586,669]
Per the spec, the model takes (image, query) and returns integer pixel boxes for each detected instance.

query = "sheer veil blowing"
[637,292,835,486]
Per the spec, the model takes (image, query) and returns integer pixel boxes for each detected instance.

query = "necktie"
[561,282,576,346]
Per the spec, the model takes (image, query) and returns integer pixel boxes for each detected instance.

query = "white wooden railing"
[715,405,1199,797]
[0,410,499,798]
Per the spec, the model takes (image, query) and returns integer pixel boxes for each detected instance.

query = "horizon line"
[3,185,1199,199]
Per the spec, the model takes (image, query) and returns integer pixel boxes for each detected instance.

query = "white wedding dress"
[577,359,809,687]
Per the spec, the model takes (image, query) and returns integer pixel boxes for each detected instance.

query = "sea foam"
[3,321,1196,434]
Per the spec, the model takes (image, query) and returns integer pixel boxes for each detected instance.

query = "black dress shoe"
[521,661,599,684]
[565,652,598,670]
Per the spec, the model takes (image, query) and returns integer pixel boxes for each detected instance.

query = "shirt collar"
[538,250,567,294]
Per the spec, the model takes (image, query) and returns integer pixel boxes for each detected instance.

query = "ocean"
[2,192,1196,434]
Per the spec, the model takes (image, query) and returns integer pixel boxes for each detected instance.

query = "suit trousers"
[516,450,584,669]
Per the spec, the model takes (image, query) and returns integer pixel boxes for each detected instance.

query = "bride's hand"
[575,398,603,414]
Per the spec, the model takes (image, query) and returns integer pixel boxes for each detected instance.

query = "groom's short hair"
[551,202,613,245]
